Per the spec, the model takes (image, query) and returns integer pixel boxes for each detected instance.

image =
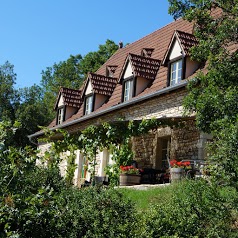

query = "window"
[123,79,133,102]
[170,59,183,86]
[85,95,93,115]
[57,107,64,125]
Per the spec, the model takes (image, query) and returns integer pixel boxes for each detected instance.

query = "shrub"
[144,179,238,238]
[55,186,144,238]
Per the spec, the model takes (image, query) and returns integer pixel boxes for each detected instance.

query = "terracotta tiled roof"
[88,73,118,96]
[54,87,82,110]
[43,18,196,128]
[176,30,198,55]
[128,53,160,80]
[68,18,194,121]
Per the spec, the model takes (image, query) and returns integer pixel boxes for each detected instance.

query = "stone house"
[29,15,213,185]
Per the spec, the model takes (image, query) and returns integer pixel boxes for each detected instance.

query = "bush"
[0,150,143,237]
[54,186,144,238]
[144,179,238,238]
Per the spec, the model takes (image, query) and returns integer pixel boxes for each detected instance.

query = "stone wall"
[131,120,200,169]
[171,120,200,161]
[132,132,157,168]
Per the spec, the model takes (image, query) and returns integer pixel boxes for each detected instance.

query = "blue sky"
[0,0,173,88]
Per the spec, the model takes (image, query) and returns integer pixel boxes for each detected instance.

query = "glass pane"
[172,62,176,72]
[178,59,182,69]
[170,59,183,85]
[171,72,176,80]
[177,68,182,81]
[124,80,133,102]
[85,96,93,115]
[58,108,64,124]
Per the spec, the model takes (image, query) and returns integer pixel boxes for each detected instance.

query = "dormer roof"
[83,73,118,97]
[141,48,154,57]
[162,30,198,65]
[119,53,160,82]
[107,65,118,75]
[54,87,82,110]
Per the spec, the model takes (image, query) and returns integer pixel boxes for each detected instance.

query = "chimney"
[118,41,123,48]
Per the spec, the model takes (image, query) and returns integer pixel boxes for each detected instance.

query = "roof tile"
[176,30,198,55]
[54,87,82,109]
[128,53,160,80]
[89,73,118,96]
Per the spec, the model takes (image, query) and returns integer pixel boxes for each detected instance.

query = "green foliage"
[79,39,119,76]
[120,186,173,212]
[169,0,238,191]
[15,85,53,147]
[143,179,238,238]
[105,143,135,186]
[0,40,118,148]
[207,121,238,190]
[0,61,18,123]
[0,123,144,237]
[54,187,143,238]
[0,62,54,148]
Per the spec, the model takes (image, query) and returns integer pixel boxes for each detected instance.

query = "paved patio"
[118,183,170,190]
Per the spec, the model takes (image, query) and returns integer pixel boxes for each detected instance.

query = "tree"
[15,85,53,147]
[79,39,119,76]
[168,0,238,188]
[0,61,19,122]
[0,61,55,147]
[41,39,119,119]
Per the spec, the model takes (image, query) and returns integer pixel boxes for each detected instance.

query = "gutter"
[28,80,188,140]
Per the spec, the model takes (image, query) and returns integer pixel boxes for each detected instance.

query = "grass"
[120,185,175,211]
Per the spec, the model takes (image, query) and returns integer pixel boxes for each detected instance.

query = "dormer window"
[162,30,199,86]
[123,78,134,102]
[119,53,160,103]
[57,106,65,125]
[170,58,183,86]
[84,95,94,115]
[54,87,82,125]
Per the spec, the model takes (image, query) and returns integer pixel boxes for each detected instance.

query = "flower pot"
[119,174,141,186]
[170,167,185,183]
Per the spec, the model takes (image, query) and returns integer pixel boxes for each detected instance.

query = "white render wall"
[85,80,93,95]
[37,143,111,186]
[123,62,133,79]
[58,95,64,107]
[169,39,182,60]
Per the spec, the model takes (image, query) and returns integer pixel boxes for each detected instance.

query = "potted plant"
[119,165,142,186]
[169,160,191,182]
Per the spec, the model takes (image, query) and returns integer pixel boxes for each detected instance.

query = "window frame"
[122,76,136,102]
[84,94,94,115]
[56,106,66,125]
[167,56,186,86]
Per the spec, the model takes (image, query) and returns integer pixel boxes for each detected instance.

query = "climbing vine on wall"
[40,117,183,185]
